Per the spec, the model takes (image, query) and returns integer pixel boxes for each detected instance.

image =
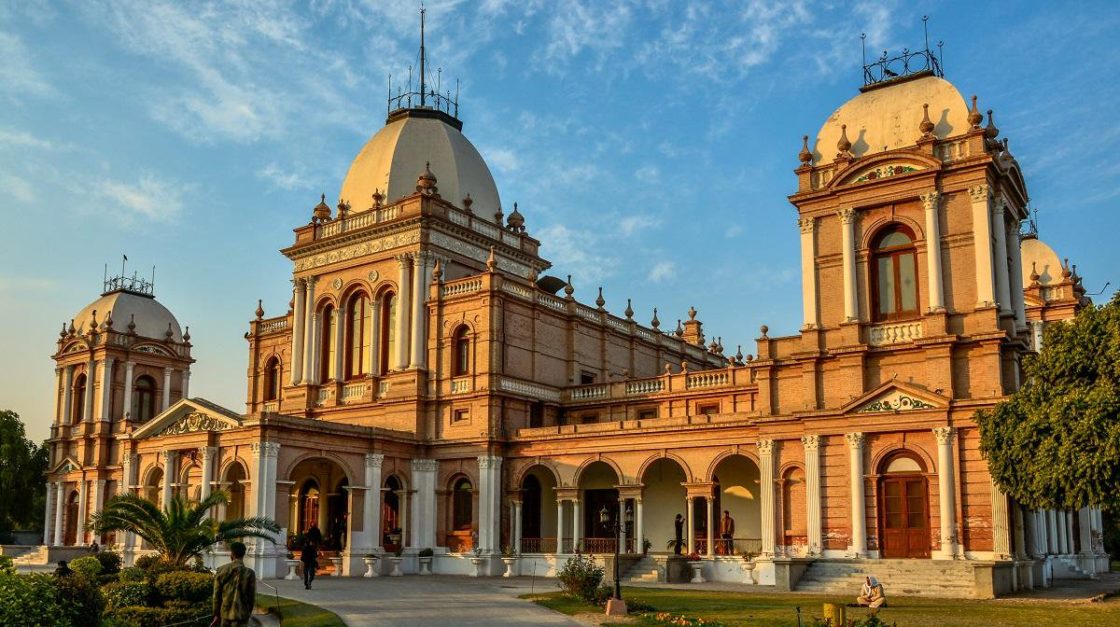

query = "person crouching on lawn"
[212,541,256,627]
[857,575,886,610]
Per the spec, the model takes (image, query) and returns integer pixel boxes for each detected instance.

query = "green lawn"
[526,588,1120,626]
[256,595,346,627]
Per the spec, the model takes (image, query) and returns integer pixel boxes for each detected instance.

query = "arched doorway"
[711,455,762,556]
[519,466,558,553]
[781,466,807,555]
[288,457,351,551]
[144,467,164,507]
[297,480,321,536]
[382,475,405,552]
[877,453,931,558]
[223,463,247,521]
[446,476,473,552]
[64,490,79,546]
[577,461,620,553]
[641,458,687,554]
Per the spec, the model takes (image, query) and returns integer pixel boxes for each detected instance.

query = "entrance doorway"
[878,454,930,558]
[64,491,79,546]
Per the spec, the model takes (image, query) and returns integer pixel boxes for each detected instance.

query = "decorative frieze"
[155,412,236,437]
[292,231,422,272]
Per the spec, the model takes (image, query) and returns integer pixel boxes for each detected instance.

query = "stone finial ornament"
[462,193,473,214]
[372,188,384,209]
[313,194,331,222]
[336,198,350,220]
[919,103,935,138]
[1062,258,1072,279]
[416,162,439,196]
[624,299,634,320]
[508,202,525,233]
[103,310,114,331]
[708,339,718,353]
[798,135,813,166]
[835,124,853,161]
[68,319,76,335]
[563,275,575,300]
[183,326,191,342]
[651,308,660,329]
[494,205,504,225]
[759,324,769,338]
[486,246,497,272]
[664,362,672,375]
[735,345,744,363]
[688,306,697,321]
[127,314,136,335]
[255,299,265,320]
[60,322,67,338]
[1030,262,1040,285]
[165,322,174,341]
[967,95,983,129]
[595,287,605,310]
[674,319,683,337]
[89,310,98,334]
[985,110,1000,141]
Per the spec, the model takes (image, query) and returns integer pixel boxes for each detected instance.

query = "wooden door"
[879,476,930,558]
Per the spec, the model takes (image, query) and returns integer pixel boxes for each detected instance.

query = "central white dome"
[339,110,501,215]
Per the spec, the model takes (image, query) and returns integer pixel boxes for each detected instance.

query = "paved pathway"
[266,575,581,626]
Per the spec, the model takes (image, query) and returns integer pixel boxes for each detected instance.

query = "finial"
[759,324,769,338]
[60,322,67,339]
[919,103,934,138]
[104,309,115,331]
[595,287,605,310]
[735,345,744,363]
[836,124,852,160]
[624,298,634,320]
[1001,137,1009,154]
[798,135,813,165]
[1030,262,1040,285]
[313,193,331,222]
[494,204,504,224]
[462,193,473,214]
[89,310,98,334]
[372,188,384,208]
[165,322,174,340]
[255,299,264,320]
[708,338,718,353]
[746,354,754,362]
[716,336,724,354]
[674,319,683,337]
[127,314,136,334]
[486,245,497,272]
[563,275,574,300]
[336,198,350,219]
[688,306,697,321]
[1061,258,1072,279]
[968,95,983,129]
[68,319,75,335]
[183,326,191,342]
[416,162,438,196]
[985,109,1000,141]
[508,202,525,233]
[432,258,443,282]
[651,308,660,329]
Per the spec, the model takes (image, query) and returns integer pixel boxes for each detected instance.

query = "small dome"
[1020,237,1064,287]
[814,76,970,162]
[73,290,183,342]
[340,112,501,213]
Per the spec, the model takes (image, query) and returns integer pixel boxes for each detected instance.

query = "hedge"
[154,571,212,605]
[103,605,210,627]
[102,581,156,610]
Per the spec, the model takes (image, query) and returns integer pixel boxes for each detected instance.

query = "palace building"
[40,30,1109,598]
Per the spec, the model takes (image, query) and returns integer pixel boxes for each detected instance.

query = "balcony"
[867,320,924,347]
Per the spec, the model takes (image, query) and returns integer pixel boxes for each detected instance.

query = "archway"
[711,455,762,556]
[641,458,687,555]
[780,466,807,555]
[179,462,203,502]
[222,462,247,522]
[382,475,406,552]
[446,476,473,552]
[877,452,930,558]
[519,466,558,553]
[288,457,350,551]
[144,467,164,507]
[577,461,620,553]
[64,490,79,546]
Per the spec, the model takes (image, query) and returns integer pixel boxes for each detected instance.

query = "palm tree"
[91,490,280,567]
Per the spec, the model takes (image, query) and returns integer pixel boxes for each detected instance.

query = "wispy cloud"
[618,214,660,237]
[1,173,35,203]
[91,174,191,224]
[647,260,676,283]
[256,162,310,191]
[535,223,620,285]
[0,128,56,149]
[0,31,54,101]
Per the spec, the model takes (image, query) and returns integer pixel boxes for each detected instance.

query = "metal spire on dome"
[102,255,155,297]
[860,16,944,91]
[386,7,461,125]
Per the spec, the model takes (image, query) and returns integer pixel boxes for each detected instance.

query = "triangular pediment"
[132,398,243,440]
[841,380,947,415]
[50,456,83,474]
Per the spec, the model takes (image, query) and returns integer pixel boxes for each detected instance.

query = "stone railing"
[564,367,750,403]
[867,320,924,347]
[257,317,289,334]
[625,379,663,395]
[441,277,484,298]
[378,380,391,396]
[261,401,278,414]
[934,138,971,163]
[498,377,561,402]
[450,377,472,394]
[342,381,369,403]
[686,371,728,389]
[315,386,334,406]
[315,206,399,239]
[1039,284,1067,303]
[570,385,608,401]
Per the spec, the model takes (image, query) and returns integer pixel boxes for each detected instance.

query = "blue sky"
[2,1,1118,442]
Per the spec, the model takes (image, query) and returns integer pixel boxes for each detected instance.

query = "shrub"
[133,554,163,571]
[154,571,212,605]
[95,551,123,575]
[418,548,434,558]
[0,555,15,575]
[103,605,209,627]
[53,570,105,626]
[70,555,104,578]
[556,553,604,602]
[118,567,147,583]
[103,581,156,610]
[0,572,71,626]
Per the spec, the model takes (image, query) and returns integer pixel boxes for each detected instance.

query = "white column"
[572,498,582,552]
[635,498,644,555]
[121,361,134,421]
[92,479,106,520]
[990,476,1010,559]
[969,185,997,307]
[161,451,177,508]
[991,198,1012,315]
[1093,508,1106,555]
[802,434,822,555]
[408,253,427,369]
[1046,509,1058,554]
[52,368,63,424]
[121,454,139,559]
[921,191,945,311]
[302,277,318,382]
[1032,510,1048,557]
[685,496,696,554]
[1078,507,1093,555]
[556,499,566,553]
[249,441,281,576]
[934,427,959,559]
[1007,218,1027,329]
[76,479,88,544]
[365,454,384,553]
[333,305,345,381]
[369,295,382,375]
[619,498,627,553]
[61,366,74,425]
[200,447,216,502]
[291,278,306,385]
[1067,511,1076,555]
[395,255,412,370]
[181,370,191,400]
[43,482,55,545]
[798,217,819,328]
[478,455,503,553]
[1057,511,1069,554]
[846,433,866,557]
[838,208,859,322]
[98,358,114,420]
[758,439,776,557]
[53,482,65,546]
[513,501,523,553]
[410,459,437,550]
[161,367,173,411]
[705,496,714,557]
[83,359,95,421]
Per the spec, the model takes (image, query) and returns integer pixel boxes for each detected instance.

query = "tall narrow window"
[263,358,280,401]
[452,326,470,376]
[346,293,371,379]
[379,292,396,375]
[131,375,156,422]
[320,304,336,382]
[452,478,473,531]
[71,373,86,423]
[871,225,919,321]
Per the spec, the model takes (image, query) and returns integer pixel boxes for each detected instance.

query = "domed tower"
[44,268,193,547]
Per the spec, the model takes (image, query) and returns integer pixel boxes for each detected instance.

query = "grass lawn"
[526,587,1120,626]
[256,595,346,627]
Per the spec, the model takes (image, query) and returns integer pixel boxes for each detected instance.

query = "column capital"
[103,356,115,365]
[990,195,1008,216]
[968,184,990,203]
[933,426,956,445]
[365,453,385,469]
[837,207,857,224]
[797,216,816,234]
[305,276,319,288]
[920,190,942,212]
[477,455,503,469]
[801,434,821,451]
[756,439,775,455]
[250,441,281,458]
[198,446,218,461]
[395,252,413,265]
[845,432,865,449]
[163,366,173,375]
[160,450,178,463]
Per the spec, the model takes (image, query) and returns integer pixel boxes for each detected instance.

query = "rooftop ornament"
[860,16,944,91]
[386,8,461,125]
[103,255,155,297]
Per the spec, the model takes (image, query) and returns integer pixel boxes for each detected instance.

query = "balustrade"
[315,387,334,406]
[450,377,472,394]
[441,278,483,297]
[867,320,924,347]
[686,371,728,389]
[341,381,368,402]
[257,317,289,334]
[519,537,557,554]
[625,379,663,395]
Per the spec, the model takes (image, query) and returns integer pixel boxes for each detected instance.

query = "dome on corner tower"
[813,75,970,162]
[73,290,183,342]
[339,110,502,215]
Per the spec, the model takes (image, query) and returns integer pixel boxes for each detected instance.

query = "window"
[453,408,469,423]
[263,358,281,402]
[871,225,919,321]
[379,292,396,375]
[346,293,371,379]
[452,326,470,376]
[71,373,86,423]
[529,402,544,428]
[320,304,336,381]
[637,408,657,420]
[452,478,473,531]
[580,371,596,385]
[581,413,598,424]
[132,375,156,422]
[698,403,719,416]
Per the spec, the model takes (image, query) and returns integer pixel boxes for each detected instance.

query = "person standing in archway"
[720,510,735,555]
[673,514,684,555]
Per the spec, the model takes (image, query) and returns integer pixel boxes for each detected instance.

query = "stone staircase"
[1052,556,1095,580]
[0,545,49,565]
[795,559,980,599]
[626,556,662,583]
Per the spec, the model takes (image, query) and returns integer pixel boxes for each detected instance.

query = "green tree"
[90,491,279,566]
[977,293,1120,513]
[0,409,49,536]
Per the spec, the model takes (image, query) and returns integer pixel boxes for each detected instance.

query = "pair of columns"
[554,493,636,554]
[969,185,1027,328]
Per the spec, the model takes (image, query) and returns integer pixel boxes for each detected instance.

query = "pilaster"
[845,432,866,557]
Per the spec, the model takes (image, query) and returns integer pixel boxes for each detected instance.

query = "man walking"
[300,541,319,590]
[212,541,256,627]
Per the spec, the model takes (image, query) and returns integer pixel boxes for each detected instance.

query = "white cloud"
[1,173,35,203]
[483,147,520,173]
[634,165,660,184]
[0,31,54,100]
[92,174,190,224]
[535,1,632,72]
[618,214,659,237]
[647,260,676,284]
[535,223,619,286]
[725,224,744,238]
[0,128,55,149]
[0,275,55,292]
[256,162,309,191]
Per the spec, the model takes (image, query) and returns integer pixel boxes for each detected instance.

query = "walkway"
[267,575,581,626]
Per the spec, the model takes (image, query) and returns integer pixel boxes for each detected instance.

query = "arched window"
[346,293,371,379]
[452,326,470,376]
[871,225,919,321]
[452,478,473,531]
[71,373,86,423]
[378,292,397,375]
[132,375,157,422]
[320,304,336,382]
[263,358,281,402]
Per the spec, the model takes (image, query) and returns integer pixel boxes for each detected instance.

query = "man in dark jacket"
[300,541,319,590]
[212,541,256,627]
